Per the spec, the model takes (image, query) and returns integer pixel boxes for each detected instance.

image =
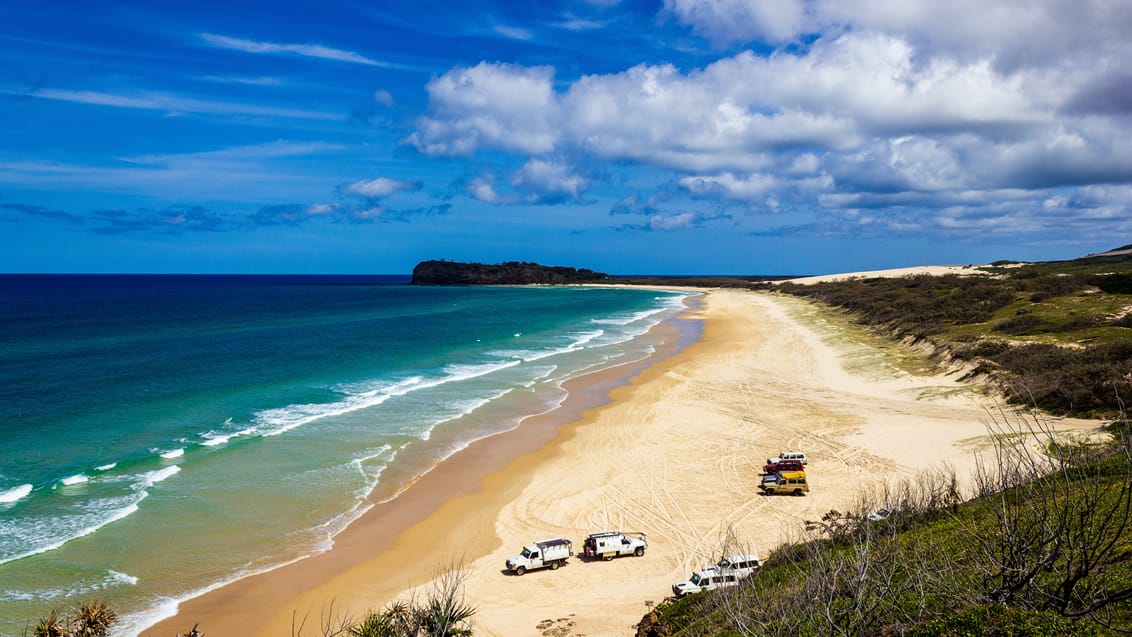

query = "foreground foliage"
[638,411,1132,636]
[292,565,476,637]
[27,600,117,637]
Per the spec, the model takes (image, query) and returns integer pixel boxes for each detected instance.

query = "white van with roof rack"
[768,451,806,465]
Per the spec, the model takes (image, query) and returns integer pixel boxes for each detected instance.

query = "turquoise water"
[0,275,694,635]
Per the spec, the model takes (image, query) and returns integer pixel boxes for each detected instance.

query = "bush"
[905,605,1100,637]
[993,314,1048,335]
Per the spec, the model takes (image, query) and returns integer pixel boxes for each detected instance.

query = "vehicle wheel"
[793,489,803,496]
[603,554,614,561]
[634,547,645,557]
[514,566,526,576]
[550,561,560,570]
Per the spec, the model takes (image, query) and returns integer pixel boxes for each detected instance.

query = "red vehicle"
[764,459,805,474]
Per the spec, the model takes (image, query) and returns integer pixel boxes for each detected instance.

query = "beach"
[144,286,1101,636]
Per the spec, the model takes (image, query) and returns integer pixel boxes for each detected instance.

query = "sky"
[1,0,1130,275]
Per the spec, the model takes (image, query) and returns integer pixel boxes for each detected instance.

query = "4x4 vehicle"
[582,531,647,560]
[717,554,761,578]
[777,451,807,464]
[764,459,805,474]
[505,538,573,575]
[759,470,809,496]
[672,566,739,597]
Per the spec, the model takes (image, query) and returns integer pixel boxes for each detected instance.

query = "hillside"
[410,260,612,285]
[765,248,1132,419]
[638,417,1132,636]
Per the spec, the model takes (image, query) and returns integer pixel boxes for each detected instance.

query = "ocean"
[0,275,697,635]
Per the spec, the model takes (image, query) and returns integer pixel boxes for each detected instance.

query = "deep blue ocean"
[0,274,693,635]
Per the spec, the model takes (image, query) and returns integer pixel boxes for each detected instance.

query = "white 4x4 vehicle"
[672,566,739,597]
[716,554,761,579]
[505,538,573,575]
[582,531,647,560]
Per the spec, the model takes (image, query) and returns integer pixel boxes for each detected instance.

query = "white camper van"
[582,531,647,560]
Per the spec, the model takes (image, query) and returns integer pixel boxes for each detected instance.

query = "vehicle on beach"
[672,566,740,597]
[763,459,805,474]
[759,470,809,496]
[506,538,573,575]
[716,553,761,578]
[582,531,647,560]
[777,451,807,464]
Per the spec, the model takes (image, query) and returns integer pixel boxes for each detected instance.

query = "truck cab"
[506,538,573,575]
[582,531,647,560]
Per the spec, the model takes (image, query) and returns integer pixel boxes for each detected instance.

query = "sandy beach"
[144,286,1101,637]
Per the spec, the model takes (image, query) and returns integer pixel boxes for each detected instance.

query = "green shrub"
[905,605,1100,637]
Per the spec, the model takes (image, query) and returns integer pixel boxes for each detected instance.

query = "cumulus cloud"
[511,159,589,202]
[406,62,561,156]
[662,0,809,45]
[402,0,1131,240]
[466,173,518,205]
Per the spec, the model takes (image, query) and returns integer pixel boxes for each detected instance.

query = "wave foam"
[159,448,184,460]
[0,484,32,504]
[61,474,89,486]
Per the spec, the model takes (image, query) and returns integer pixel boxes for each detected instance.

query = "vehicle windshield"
[520,547,535,559]
[690,573,705,586]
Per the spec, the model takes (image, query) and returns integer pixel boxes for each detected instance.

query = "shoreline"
[141,292,704,636]
[143,288,1104,637]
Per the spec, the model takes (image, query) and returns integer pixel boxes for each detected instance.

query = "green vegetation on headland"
[637,414,1132,636]
[766,246,1132,419]
[410,260,612,285]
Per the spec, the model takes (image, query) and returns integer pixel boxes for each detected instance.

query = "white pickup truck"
[505,538,573,575]
[582,531,647,560]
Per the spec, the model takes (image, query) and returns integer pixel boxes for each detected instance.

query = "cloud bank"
[407,0,1132,241]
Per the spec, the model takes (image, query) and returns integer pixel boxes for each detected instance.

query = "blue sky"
[2,0,1130,274]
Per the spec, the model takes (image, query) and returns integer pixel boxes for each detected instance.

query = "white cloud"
[341,177,417,198]
[19,87,341,120]
[467,173,518,204]
[373,90,394,107]
[406,62,560,156]
[660,0,1132,72]
[402,0,1131,240]
[680,172,781,201]
[663,0,808,45]
[512,159,589,201]
[649,212,702,231]
[554,17,608,31]
[199,33,387,67]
